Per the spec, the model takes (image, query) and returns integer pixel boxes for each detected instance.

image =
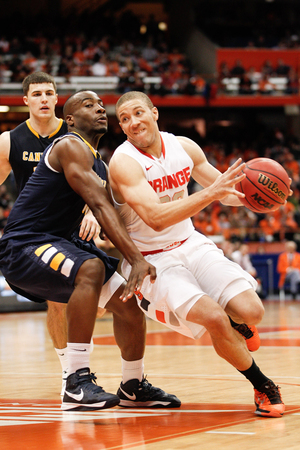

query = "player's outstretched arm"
[109,152,246,232]
[51,137,157,300]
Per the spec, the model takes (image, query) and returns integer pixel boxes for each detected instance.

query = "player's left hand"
[79,209,101,241]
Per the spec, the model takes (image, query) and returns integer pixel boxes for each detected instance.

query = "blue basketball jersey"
[4,132,107,240]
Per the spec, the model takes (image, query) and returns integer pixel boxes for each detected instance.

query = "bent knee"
[227,290,265,325]
[204,309,231,336]
[75,258,105,289]
[186,296,229,334]
[107,289,143,321]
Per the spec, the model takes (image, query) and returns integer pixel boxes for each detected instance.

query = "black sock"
[228,316,240,328]
[239,359,270,390]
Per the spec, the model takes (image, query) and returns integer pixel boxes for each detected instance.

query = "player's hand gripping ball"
[236,158,290,213]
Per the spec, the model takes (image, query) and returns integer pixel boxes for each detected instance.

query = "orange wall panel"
[217,49,300,72]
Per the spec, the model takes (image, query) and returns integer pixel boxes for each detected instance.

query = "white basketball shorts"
[98,271,125,308]
[121,231,257,340]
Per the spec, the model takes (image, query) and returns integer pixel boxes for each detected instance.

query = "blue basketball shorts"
[0,233,119,304]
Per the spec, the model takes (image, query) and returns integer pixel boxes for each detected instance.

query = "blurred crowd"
[0,27,207,97]
[219,58,300,95]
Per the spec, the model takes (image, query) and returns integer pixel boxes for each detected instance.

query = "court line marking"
[206,431,255,435]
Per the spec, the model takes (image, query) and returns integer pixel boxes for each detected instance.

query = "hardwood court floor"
[0,300,300,450]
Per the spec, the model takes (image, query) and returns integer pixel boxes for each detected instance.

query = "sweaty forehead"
[75,91,100,103]
[28,83,55,94]
[118,99,148,115]
[67,91,102,114]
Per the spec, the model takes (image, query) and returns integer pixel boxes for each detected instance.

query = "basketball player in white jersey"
[109,91,285,418]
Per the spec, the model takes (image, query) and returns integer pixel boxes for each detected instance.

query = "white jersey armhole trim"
[109,184,125,206]
[44,147,59,173]
[44,134,78,174]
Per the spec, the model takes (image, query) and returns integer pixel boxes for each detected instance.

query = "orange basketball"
[236,158,290,213]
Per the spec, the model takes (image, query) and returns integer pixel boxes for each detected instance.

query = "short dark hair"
[22,72,57,95]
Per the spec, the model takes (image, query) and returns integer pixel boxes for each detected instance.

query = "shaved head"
[63,90,100,118]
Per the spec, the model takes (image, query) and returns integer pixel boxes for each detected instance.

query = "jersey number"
[159,190,184,203]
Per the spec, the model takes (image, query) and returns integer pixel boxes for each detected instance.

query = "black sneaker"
[61,367,120,411]
[117,377,181,408]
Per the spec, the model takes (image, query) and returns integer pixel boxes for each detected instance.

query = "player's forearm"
[146,188,221,231]
[93,202,144,265]
[221,194,243,206]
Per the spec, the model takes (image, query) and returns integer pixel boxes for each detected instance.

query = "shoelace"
[78,371,98,385]
[140,376,152,392]
[261,384,282,403]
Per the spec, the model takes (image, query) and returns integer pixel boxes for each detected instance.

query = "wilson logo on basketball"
[257,174,287,200]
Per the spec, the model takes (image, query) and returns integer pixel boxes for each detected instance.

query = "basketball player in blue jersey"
[109,91,286,418]
[0,72,101,392]
[0,90,181,411]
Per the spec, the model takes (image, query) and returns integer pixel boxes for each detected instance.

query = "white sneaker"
[61,370,68,397]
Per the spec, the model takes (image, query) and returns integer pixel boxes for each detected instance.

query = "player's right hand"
[119,258,157,302]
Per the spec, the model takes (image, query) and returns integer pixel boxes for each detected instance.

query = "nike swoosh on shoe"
[65,389,84,401]
[119,386,136,400]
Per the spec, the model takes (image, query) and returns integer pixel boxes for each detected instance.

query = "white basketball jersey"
[112,132,195,253]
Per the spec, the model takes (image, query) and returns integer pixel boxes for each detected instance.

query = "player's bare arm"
[109,151,246,232]
[177,136,245,207]
[0,131,13,185]
[50,136,156,300]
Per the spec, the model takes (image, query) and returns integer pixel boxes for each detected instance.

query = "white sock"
[90,338,94,354]
[55,347,68,376]
[67,343,90,376]
[121,357,144,384]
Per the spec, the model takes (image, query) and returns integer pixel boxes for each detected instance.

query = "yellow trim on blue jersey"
[71,132,101,159]
[35,243,52,256]
[26,119,39,138]
[48,119,64,138]
[50,252,66,271]
[26,118,64,139]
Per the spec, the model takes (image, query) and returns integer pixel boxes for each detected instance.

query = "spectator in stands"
[230,59,246,78]
[275,58,291,76]
[277,240,300,300]
[215,149,229,173]
[258,73,275,95]
[91,54,107,76]
[286,68,300,94]
[218,61,231,83]
[187,74,206,95]
[261,60,274,77]
[219,239,234,260]
[239,73,254,95]
[258,214,281,242]
[193,210,221,236]
[231,243,267,298]
[0,36,9,54]
[142,39,158,62]
[282,151,299,184]
[231,243,257,278]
